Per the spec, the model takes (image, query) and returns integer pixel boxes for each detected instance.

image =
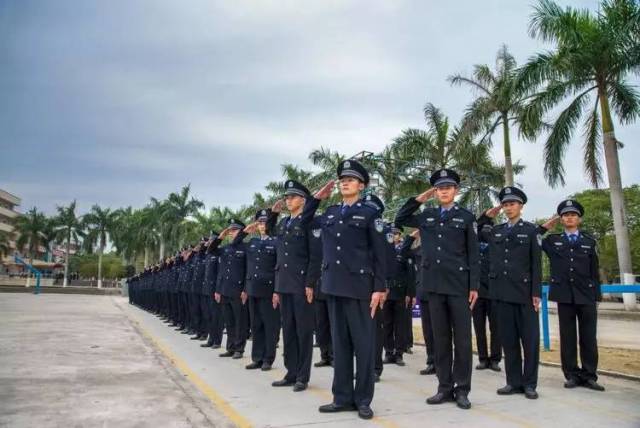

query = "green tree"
[449,45,535,186]
[162,185,204,252]
[519,0,640,285]
[14,207,50,264]
[52,200,83,287]
[82,205,117,288]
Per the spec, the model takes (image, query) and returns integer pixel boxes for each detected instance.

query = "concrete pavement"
[1,293,639,428]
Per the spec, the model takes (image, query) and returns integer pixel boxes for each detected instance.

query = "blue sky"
[1,0,638,220]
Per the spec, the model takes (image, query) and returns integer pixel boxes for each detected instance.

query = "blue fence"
[411,283,640,352]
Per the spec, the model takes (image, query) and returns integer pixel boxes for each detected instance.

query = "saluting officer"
[271,180,327,392]
[215,220,249,359]
[473,207,502,372]
[490,187,542,399]
[395,168,479,410]
[243,208,280,371]
[201,232,224,349]
[539,200,604,391]
[316,159,387,420]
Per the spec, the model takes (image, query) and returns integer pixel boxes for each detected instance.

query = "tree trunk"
[97,246,103,289]
[159,238,165,260]
[502,113,514,186]
[63,231,70,287]
[599,90,635,310]
[144,247,149,268]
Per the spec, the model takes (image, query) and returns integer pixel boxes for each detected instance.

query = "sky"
[1,0,638,221]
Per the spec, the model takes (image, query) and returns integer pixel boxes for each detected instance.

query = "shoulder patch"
[537,234,542,247]
[374,218,384,233]
[312,228,321,238]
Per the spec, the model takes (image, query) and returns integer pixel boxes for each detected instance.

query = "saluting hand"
[271,199,285,213]
[243,222,259,235]
[314,180,335,200]
[541,215,560,231]
[415,187,436,204]
[469,290,478,310]
[370,291,385,318]
[410,229,420,239]
[219,227,230,240]
[485,205,502,219]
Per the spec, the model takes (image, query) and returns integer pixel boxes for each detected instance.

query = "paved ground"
[1,293,640,428]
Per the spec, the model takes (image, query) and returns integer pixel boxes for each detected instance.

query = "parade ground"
[1,293,639,428]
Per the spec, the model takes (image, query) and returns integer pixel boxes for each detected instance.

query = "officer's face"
[561,213,581,229]
[257,221,267,235]
[339,177,364,197]
[435,185,457,204]
[229,228,240,240]
[393,232,402,243]
[501,201,523,219]
[285,195,305,212]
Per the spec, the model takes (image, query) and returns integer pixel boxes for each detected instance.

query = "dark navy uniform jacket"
[216,232,247,298]
[541,231,601,304]
[308,219,326,300]
[202,237,223,296]
[275,197,321,295]
[245,235,278,298]
[193,251,208,295]
[395,198,480,297]
[476,213,495,299]
[387,236,417,301]
[318,201,387,300]
[488,220,542,305]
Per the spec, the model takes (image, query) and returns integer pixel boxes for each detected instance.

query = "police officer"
[316,159,387,420]
[243,208,280,371]
[310,215,333,369]
[190,239,209,341]
[489,186,542,400]
[473,207,502,372]
[383,224,416,367]
[271,180,326,392]
[395,168,479,410]
[201,232,224,349]
[413,238,436,376]
[215,220,249,359]
[539,200,604,391]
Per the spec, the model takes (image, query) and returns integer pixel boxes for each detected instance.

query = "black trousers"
[419,299,436,365]
[222,296,248,353]
[314,299,333,362]
[497,301,539,389]
[199,295,210,335]
[207,299,224,345]
[383,299,407,356]
[327,296,375,408]
[472,297,501,363]
[557,303,598,381]
[406,301,414,349]
[280,293,314,383]
[249,296,280,364]
[374,307,384,376]
[190,293,201,331]
[428,293,472,395]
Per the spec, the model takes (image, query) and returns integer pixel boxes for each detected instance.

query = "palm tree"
[111,207,137,265]
[449,45,535,186]
[52,200,83,287]
[518,0,640,290]
[162,185,204,252]
[14,207,49,264]
[82,205,117,288]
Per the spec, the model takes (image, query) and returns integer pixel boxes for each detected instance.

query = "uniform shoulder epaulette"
[581,231,596,241]
[453,205,473,216]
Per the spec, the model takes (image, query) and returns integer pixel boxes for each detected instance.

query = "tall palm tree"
[111,207,137,265]
[82,205,117,288]
[52,200,83,287]
[14,207,49,264]
[518,0,640,285]
[162,185,204,252]
[449,45,535,186]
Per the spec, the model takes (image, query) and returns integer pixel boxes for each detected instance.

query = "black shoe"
[245,361,262,370]
[219,351,234,358]
[476,361,489,370]
[489,361,502,372]
[181,330,191,334]
[272,378,295,387]
[455,393,471,410]
[200,342,214,348]
[232,352,243,359]
[583,379,605,391]
[426,392,454,405]
[212,344,221,349]
[564,378,580,389]
[198,335,208,341]
[383,355,396,364]
[374,373,381,383]
[497,385,523,395]
[420,364,436,375]
[261,363,272,371]
[318,403,357,413]
[293,382,307,392]
[523,387,539,399]
[395,357,406,367]
[314,360,332,368]
[190,335,201,340]
[357,405,374,420]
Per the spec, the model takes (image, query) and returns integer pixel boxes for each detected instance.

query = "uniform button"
[360,269,364,274]
[503,271,507,275]
[570,278,574,282]
[254,274,257,277]
[336,260,341,264]
[570,249,574,252]
[504,259,508,263]
[337,233,341,237]
[570,268,574,272]
[505,249,509,253]
[459,267,463,271]
[339,220,343,224]
[436,260,440,264]
[438,234,442,238]
[437,247,441,251]
[506,238,510,242]
[337,246,341,250]
[284,264,288,268]
[285,253,288,256]
[439,223,444,227]
[570,258,574,262]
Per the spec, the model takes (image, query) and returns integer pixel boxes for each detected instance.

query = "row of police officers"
[129,160,604,420]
